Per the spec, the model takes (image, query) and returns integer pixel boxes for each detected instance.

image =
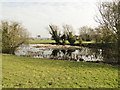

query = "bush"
[67,32,76,45]
[1,20,29,54]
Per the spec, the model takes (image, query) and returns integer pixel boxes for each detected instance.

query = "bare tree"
[63,24,76,45]
[62,24,74,35]
[79,26,94,41]
[96,0,119,41]
[96,0,120,63]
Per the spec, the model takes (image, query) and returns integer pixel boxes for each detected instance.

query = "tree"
[63,25,76,45]
[79,26,94,41]
[48,24,61,44]
[96,0,119,44]
[67,32,76,45]
[96,0,120,63]
[1,20,29,54]
[118,1,120,63]
[48,24,76,45]
[94,26,104,43]
[61,33,67,45]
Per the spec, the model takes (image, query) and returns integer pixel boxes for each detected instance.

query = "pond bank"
[33,44,81,49]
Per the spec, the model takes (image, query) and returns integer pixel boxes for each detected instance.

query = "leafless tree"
[96,0,119,41]
[96,0,120,62]
[79,26,94,41]
[62,24,76,45]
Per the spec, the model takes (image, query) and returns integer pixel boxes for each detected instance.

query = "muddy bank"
[33,44,81,49]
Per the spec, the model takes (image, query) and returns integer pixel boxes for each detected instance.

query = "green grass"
[75,40,95,44]
[2,54,119,88]
[29,40,56,44]
[29,40,95,44]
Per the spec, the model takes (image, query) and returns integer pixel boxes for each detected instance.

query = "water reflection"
[15,44,118,64]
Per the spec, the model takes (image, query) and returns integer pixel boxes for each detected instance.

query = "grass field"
[29,40,94,44]
[2,54,119,88]
[29,40,56,44]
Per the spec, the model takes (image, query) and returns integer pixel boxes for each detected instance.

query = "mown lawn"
[2,54,119,88]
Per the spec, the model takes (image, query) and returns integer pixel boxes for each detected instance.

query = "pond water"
[15,44,118,64]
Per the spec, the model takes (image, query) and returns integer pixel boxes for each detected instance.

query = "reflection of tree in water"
[85,47,118,64]
[51,49,60,56]
[89,48,102,59]
[77,47,103,61]
[62,49,76,60]
[17,44,118,64]
[61,49,66,55]
[50,49,76,60]
[66,49,75,56]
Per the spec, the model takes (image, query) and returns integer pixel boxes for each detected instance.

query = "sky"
[0,0,112,38]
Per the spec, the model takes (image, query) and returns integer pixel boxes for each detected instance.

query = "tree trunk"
[118,1,120,64]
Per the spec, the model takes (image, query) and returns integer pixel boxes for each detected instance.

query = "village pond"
[15,44,118,64]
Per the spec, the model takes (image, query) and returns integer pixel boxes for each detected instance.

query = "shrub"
[1,20,29,54]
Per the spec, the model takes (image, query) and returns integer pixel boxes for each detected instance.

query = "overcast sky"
[0,0,112,38]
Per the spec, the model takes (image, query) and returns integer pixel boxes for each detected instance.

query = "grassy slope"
[2,54,118,88]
